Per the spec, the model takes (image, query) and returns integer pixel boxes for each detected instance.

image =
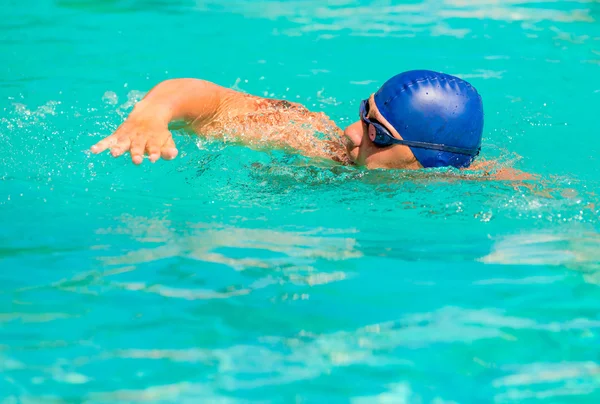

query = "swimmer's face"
[343,95,421,170]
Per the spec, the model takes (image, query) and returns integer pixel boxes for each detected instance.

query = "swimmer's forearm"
[134,78,233,126]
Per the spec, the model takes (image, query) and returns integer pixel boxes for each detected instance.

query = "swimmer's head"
[344,70,484,169]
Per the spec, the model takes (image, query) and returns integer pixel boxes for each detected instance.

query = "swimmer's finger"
[146,134,163,163]
[110,136,131,158]
[130,136,146,165]
[161,137,178,161]
[90,135,117,154]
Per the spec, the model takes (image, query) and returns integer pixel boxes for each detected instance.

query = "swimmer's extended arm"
[90,79,253,164]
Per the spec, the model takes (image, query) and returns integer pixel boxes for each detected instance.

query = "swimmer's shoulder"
[252,97,309,113]
[213,91,342,137]
[215,92,306,118]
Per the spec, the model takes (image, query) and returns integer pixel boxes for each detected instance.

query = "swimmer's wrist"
[132,99,174,126]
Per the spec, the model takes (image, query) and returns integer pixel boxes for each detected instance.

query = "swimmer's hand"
[90,103,177,164]
[91,79,237,164]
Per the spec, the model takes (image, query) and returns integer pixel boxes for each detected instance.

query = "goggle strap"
[390,139,480,156]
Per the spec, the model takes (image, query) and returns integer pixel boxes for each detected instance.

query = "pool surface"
[2,0,600,402]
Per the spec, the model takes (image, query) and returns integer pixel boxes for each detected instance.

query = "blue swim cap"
[373,70,484,168]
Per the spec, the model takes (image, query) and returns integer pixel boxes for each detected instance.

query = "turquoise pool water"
[2,0,600,402]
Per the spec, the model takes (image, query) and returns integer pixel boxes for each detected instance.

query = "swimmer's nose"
[344,120,363,148]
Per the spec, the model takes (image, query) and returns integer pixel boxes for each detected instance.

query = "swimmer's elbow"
[142,77,252,127]
[157,79,237,108]
[152,78,220,94]
[139,78,232,122]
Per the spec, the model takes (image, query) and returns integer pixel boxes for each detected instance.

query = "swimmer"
[91,70,484,170]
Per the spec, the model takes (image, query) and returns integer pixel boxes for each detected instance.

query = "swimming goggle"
[359,99,480,156]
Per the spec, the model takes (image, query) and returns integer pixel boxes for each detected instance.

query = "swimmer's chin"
[341,136,362,166]
[342,141,359,165]
[343,147,359,166]
[330,150,355,166]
